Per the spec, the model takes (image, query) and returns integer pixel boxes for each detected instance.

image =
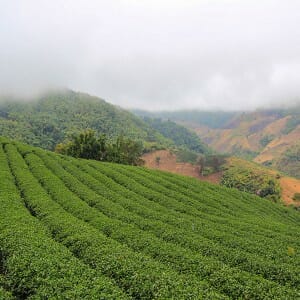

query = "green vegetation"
[0,138,128,299]
[0,137,300,299]
[141,117,211,165]
[143,117,210,154]
[259,134,275,147]
[293,193,300,201]
[55,129,144,165]
[175,148,199,164]
[221,158,281,202]
[0,89,171,150]
[231,145,259,160]
[282,114,300,134]
[276,143,300,179]
[199,154,227,176]
[155,156,161,165]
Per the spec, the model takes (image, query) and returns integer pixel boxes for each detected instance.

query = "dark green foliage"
[1,137,300,299]
[143,117,210,154]
[276,143,300,179]
[199,154,227,176]
[293,193,300,201]
[221,162,281,202]
[0,275,14,300]
[56,129,144,165]
[5,141,223,299]
[56,129,107,160]
[259,134,275,147]
[262,160,273,167]
[231,145,259,160]
[155,156,161,165]
[0,139,128,299]
[175,148,199,164]
[0,90,171,150]
[105,135,144,165]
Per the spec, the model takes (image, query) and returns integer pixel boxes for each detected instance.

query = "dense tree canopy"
[0,90,171,150]
[143,117,210,154]
[55,130,144,166]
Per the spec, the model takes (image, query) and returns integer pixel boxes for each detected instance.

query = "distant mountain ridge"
[133,109,237,129]
[135,107,300,178]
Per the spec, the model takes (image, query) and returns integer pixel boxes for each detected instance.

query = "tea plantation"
[0,137,299,299]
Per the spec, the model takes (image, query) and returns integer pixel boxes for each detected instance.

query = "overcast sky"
[1,0,300,110]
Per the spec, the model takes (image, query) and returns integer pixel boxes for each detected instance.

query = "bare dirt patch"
[143,150,300,207]
[280,176,300,207]
[142,150,222,185]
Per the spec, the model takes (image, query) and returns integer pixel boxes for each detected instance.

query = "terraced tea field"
[0,137,299,299]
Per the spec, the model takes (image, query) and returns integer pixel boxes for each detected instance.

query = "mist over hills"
[133,109,238,129]
[1,2,300,298]
[0,89,211,156]
[0,89,169,150]
[1,87,298,178]
[134,107,300,178]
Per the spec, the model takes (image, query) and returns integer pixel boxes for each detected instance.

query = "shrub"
[293,193,300,201]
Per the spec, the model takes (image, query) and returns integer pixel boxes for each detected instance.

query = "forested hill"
[142,117,210,154]
[0,90,172,150]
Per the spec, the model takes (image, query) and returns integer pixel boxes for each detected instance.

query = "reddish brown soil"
[280,177,300,207]
[142,150,222,185]
[142,150,300,207]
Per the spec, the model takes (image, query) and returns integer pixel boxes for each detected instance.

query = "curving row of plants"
[0,142,128,300]
[1,138,299,299]
[139,165,300,225]
[24,148,300,298]
[30,147,300,291]
[84,159,300,258]
[5,143,222,299]
[111,163,299,236]
[52,151,300,272]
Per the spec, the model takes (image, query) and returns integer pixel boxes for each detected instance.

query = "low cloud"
[1,0,300,110]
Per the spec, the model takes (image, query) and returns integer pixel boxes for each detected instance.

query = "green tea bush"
[0,138,299,299]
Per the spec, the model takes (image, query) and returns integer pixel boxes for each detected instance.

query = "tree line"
[55,129,144,165]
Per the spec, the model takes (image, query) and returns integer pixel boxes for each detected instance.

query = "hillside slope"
[141,108,300,178]
[142,150,300,207]
[194,110,300,177]
[0,90,171,150]
[142,117,210,154]
[0,137,300,299]
[142,149,222,184]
